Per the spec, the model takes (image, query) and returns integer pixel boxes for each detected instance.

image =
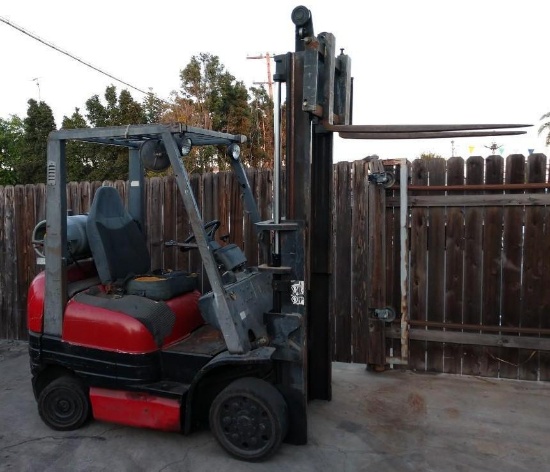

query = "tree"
[61,85,148,181]
[0,115,24,185]
[61,108,95,182]
[247,86,274,169]
[419,152,443,160]
[165,53,267,172]
[15,100,56,184]
[539,111,550,146]
[143,90,165,124]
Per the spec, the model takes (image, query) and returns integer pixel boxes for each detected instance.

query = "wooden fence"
[383,154,550,381]
[2,156,550,381]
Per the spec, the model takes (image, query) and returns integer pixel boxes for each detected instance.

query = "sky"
[1,0,549,162]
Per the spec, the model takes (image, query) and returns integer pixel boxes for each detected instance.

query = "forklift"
[27,5,529,462]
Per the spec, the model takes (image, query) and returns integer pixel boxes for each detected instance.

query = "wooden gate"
[383,154,550,380]
[331,159,389,367]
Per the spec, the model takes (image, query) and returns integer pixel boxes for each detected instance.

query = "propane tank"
[32,214,91,264]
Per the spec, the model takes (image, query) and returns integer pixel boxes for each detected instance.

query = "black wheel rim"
[43,387,83,427]
[218,395,274,454]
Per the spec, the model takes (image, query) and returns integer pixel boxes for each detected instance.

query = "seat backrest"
[86,186,150,284]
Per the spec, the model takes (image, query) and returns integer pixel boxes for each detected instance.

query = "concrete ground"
[1,339,549,472]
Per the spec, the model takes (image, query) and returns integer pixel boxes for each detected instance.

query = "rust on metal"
[408,320,550,336]
[169,324,226,356]
[399,183,550,191]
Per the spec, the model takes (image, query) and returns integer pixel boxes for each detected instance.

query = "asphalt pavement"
[1,339,549,472]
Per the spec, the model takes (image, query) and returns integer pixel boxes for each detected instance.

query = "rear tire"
[38,376,90,431]
[209,377,288,461]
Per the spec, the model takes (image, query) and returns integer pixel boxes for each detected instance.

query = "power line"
[0,15,163,101]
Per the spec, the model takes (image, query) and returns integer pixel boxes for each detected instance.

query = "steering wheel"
[182,220,221,248]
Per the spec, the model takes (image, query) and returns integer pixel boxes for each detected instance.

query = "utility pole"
[246,53,275,99]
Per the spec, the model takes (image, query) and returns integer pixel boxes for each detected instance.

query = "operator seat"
[62,186,203,351]
[86,185,196,299]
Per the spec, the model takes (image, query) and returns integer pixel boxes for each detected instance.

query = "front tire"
[209,377,288,461]
[38,376,90,431]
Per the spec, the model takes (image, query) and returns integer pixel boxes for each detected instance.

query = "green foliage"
[247,86,274,169]
[419,152,443,160]
[62,85,147,181]
[143,91,165,124]
[14,100,57,184]
[0,115,24,185]
[61,108,95,182]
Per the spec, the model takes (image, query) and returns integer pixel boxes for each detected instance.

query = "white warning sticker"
[291,280,305,305]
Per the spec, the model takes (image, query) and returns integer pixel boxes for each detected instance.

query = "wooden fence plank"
[202,173,215,222]
[114,180,127,206]
[190,174,204,290]
[230,172,244,248]
[0,186,6,339]
[426,158,446,373]
[3,187,16,339]
[243,169,258,266]
[79,181,92,213]
[147,177,163,271]
[409,159,428,371]
[333,162,352,362]
[351,161,369,364]
[163,176,177,270]
[257,170,272,265]
[387,193,550,207]
[384,162,401,361]
[217,173,230,241]
[520,153,546,380]
[462,156,484,375]
[481,155,504,377]
[540,164,550,380]
[14,185,32,339]
[175,175,191,273]
[444,156,464,374]
[33,184,46,276]
[410,329,550,351]
[366,171,386,366]
[499,154,525,379]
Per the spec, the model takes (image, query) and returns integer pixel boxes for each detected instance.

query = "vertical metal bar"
[44,137,67,337]
[273,81,282,255]
[277,51,309,445]
[309,129,333,401]
[320,33,335,124]
[334,53,352,125]
[128,148,144,228]
[400,160,409,361]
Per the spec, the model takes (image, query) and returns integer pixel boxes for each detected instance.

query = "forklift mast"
[267,6,353,403]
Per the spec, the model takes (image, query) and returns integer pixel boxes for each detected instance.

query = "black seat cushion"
[87,186,150,285]
[86,186,196,300]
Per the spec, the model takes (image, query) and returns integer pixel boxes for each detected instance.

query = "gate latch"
[373,307,396,322]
